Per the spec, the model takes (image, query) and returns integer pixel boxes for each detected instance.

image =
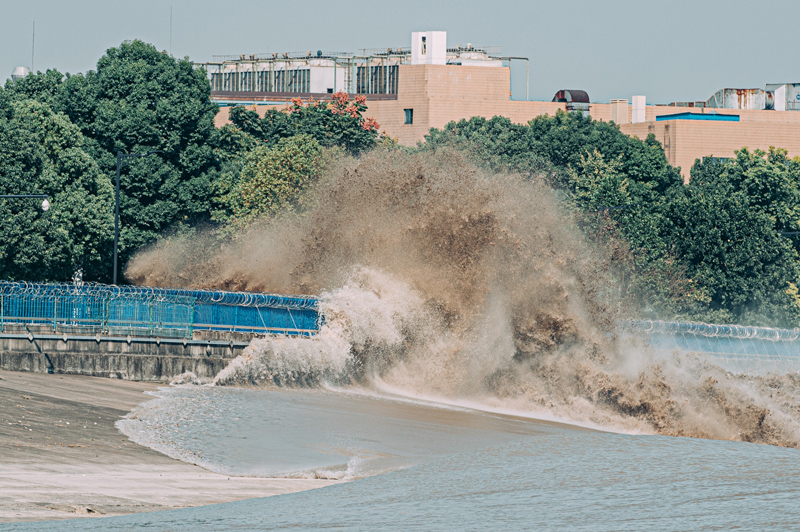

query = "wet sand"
[0,370,337,522]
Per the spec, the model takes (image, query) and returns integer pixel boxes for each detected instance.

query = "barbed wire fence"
[0,282,321,338]
[628,319,800,372]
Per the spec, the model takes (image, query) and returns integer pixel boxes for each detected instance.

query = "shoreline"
[0,370,337,522]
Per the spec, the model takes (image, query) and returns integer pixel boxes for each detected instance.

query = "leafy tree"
[48,40,220,275]
[0,97,113,281]
[206,123,260,223]
[4,68,65,106]
[421,115,557,180]
[228,92,382,154]
[690,148,800,235]
[525,110,682,196]
[666,181,800,326]
[568,149,630,210]
[421,111,683,198]
[216,134,323,228]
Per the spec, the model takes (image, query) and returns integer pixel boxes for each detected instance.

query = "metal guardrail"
[0,282,321,338]
[630,319,800,341]
[630,319,800,360]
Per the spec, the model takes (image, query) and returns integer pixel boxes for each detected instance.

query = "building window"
[421,36,426,55]
[702,156,731,165]
[404,109,413,125]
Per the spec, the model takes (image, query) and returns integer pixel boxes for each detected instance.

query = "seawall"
[0,281,322,382]
[0,324,250,382]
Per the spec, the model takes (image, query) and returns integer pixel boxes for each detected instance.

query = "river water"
[7,377,800,532]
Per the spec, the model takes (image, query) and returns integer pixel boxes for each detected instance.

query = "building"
[200,32,800,182]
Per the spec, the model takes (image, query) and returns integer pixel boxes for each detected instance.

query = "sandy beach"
[0,370,337,522]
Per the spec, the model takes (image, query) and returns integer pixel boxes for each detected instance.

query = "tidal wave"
[129,149,800,448]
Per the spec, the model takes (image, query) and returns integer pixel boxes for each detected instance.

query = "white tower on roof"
[411,31,447,65]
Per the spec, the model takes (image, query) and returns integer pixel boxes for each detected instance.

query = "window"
[702,156,731,165]
[404,109,413,125]
[421,36,426,55]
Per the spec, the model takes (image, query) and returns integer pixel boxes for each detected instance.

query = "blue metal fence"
[0,282,320,338]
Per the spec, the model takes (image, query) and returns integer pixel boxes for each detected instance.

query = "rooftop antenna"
[31,21,35,72]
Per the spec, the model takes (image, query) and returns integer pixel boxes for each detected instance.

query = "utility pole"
[114,150,162,285]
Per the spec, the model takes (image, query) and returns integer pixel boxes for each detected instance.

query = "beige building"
[206,33,800,182]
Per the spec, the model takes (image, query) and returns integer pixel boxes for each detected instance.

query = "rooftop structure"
[195,31,515,97]
[205,32,800,183]
[668,84,800,111]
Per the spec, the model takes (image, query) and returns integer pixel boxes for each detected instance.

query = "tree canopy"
[227,92,382,154]
[214,134,324,229]
[6,40,220,278]
[0,96,113,281]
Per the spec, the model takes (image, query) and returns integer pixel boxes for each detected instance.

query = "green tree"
[0,97,113,281]
[4,68,65,106]
[49,40,220,276]
[421,115,557,180]
[217,134,323,228]
[525,110,682,196]
[666,182,800,326]
[228,92,382,154]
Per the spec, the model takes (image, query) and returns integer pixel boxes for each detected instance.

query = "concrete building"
[201,32,800,182]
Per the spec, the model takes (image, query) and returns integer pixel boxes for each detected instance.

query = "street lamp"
[0,194,50,211]
[114,150,162,285]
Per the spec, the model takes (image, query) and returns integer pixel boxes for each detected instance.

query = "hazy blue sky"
[2,0,798,104]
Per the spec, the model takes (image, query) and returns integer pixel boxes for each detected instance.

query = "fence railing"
[630,319,800,360]
[0,282,321,338]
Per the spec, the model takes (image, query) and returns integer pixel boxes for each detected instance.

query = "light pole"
[114,150,162,285]
[0,194,50,211]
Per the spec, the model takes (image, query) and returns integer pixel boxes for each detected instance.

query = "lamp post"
[114,150,162,285]
[0,194,50,211]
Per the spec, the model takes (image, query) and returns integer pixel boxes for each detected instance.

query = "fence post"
[53,297,57,332]
[103,293,109,333]
[1,294,3,332]
[189,298,195,337]
[149,296,154,335]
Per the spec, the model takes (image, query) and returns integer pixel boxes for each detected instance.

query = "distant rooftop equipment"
[632,95,646,123]
[767,83,800,111]
[707,88,773,110]
[11,66,30,83]
[610,99,629,124]
[199,31,509,96]
[552,89,590,115]
[656,112,739,122]
[666,101,708,108]
[411,31,447,65]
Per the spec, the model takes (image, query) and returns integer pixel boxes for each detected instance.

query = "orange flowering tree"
[229,92,381,154]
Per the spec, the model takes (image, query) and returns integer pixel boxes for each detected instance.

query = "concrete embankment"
[0,370,337,522]
[0,325,252,382]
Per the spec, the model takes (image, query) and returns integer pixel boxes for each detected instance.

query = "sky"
[2,0,799,104]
